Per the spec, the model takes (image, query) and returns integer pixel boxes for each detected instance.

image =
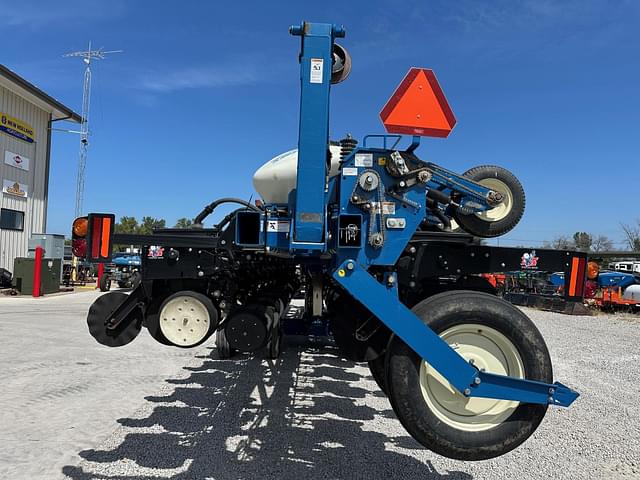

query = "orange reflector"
[380,68,456,137]
[101,217,111,258]
[568,257,579,297]
[587,261,599,280]
[72,217,88,237]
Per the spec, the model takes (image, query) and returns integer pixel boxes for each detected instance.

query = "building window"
[0,208,24,231]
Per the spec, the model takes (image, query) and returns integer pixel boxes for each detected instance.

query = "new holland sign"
[0,112,35,143]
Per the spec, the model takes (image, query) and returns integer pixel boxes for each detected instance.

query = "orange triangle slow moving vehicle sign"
[380,68,456,138]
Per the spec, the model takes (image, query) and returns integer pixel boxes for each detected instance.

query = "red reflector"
[91,216,102,259]
[71,239,87,258]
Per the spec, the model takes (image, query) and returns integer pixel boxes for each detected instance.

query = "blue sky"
[2,0,639,247]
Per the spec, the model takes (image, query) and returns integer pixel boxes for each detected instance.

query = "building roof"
[0,64,82,123]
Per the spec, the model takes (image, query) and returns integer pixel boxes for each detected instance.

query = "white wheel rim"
[475,178,513,222]
[419,324,525,432]
[159,296,211,347]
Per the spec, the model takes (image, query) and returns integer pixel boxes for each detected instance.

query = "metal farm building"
[0,65,80,273]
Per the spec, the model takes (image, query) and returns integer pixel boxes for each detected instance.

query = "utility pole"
[63,43,122,217]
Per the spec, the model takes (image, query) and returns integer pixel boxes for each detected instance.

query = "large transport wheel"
[151,291,218,348]
[368,355,388,395]
[453,165,525,238]
[385,290,552,460]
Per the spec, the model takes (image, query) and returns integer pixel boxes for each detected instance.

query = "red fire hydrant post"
[96,262,104,290]
[33,246,44,297]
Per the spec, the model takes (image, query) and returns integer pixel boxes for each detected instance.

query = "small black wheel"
[385,290,552,460]
[130,271,142,288]
[216,328,234,359]
[453,165,525,238]
[99,275,111,292]
[367,354,388,395]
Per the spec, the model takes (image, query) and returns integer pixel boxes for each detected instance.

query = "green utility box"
[12,257,62,295]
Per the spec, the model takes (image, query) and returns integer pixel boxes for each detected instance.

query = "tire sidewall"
[454,165,525,238]
[386,290,552,460]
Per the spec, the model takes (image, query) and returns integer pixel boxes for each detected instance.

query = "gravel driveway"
[1,292,638,479]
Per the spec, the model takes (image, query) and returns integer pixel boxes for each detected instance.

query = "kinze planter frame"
[72,22,585,460]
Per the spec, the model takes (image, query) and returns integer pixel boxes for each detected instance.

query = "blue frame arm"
[332,260,579,407]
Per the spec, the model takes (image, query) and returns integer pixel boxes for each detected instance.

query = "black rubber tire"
[130,271,142,288]
[368,354,388,395]
[99,275,111,292]
[216,328,234,359]
[453,165,525,238]
[144,295,173,346]
[385,290,552,461]
[150,291,218,348]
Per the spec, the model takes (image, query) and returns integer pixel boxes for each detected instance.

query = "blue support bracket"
[333,260,579,407]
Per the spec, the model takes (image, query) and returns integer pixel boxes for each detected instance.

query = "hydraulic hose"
[193,198,261,226]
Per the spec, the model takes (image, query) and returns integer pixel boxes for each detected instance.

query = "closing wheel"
[157,291,218,348]
[87,291,142,347]
[385,290,552,460]
[216,328,234,359]
[453,165,525,238]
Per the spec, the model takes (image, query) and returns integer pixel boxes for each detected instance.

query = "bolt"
[409,246,416,254]
[485,252,490,258]
[365,175,374,184]
[474,377,481,385]
[470,252,475,257]
[198,271,204,277]
[221,240,226,245]
[549,387,555,394]
[464,388,471,396]
[352,195,360,202]
[409,281,416,288]
[188,248,192,252]
[501,262,506,268]
[387,275,395,285]
[399,180,406,188]
[346,262,355,270]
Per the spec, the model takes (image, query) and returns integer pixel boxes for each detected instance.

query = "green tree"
[138,216,166,235]
[115,216,138,234]
[572,231,592,252]
[174,217,193,229]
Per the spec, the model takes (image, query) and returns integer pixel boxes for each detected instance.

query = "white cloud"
[139,65,258,93]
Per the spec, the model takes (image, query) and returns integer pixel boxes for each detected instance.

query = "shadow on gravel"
[62,338,472,480]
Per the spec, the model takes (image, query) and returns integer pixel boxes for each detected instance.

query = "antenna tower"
[64,43,122,217]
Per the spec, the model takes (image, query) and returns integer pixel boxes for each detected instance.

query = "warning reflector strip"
[87,213,115,262]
